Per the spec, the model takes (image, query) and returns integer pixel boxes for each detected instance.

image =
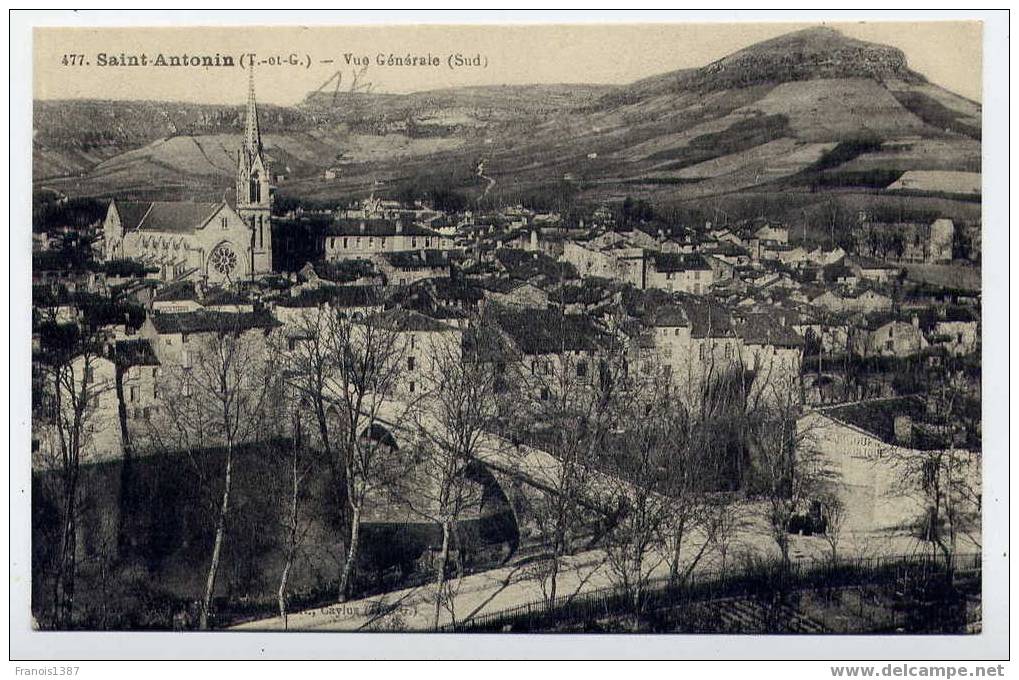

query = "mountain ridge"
[33,26,981,217]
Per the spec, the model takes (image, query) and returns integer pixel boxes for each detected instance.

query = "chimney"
[396,220,403,234]
[359,221,365,233]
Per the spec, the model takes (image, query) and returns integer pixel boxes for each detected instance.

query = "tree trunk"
[200,447,233,630]
[337,504,361,602]
[53,462,80,629]
[433,520,452,631]
[668,516,687,586]
[114,366,134,559]
[54,491,78,628]
[278,430,301,629]
[547,552,560,608]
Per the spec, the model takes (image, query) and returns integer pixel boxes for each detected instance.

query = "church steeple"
[236,66,272,277]
[236,64,270,208]
[243,66,262,158]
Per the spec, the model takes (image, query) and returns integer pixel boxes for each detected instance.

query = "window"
[343,238,348,249]
[84,368,95,384]
[133,408,142,419]
[409,381,416,394]
[410,335,416,349]
[129,386,139,402]
[576,360,587,378]
[411,237,417,248]
[540,387,550,401]
[221,217,228,229]
[153,382,159,399]
[143,407,152,420]
[182,333,189,344]
[407,356,415,370]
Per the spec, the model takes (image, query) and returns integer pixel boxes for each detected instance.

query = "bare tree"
[145,320,276,629]
[327,307,408,601]
[405,322,501,630]
[510,315,623,609]
[283,297,409,602]
[600,373,677,621]
[660,353,745,586]
[877,379,980,582]
[272,397,315,629]
[706,494,746,576]
[819,492,847,563]
[746,379,830,568]
[34,327,114,628]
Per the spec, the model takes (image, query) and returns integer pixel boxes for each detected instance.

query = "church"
[100,71,273,284]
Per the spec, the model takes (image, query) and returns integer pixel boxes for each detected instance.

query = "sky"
[34,21,983,106]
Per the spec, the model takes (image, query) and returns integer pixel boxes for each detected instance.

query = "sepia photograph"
[11,9,1009,662]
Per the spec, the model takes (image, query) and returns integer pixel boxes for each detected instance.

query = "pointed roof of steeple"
[244,66,262,156]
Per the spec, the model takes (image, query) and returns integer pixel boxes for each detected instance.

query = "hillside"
[33,26,981,220]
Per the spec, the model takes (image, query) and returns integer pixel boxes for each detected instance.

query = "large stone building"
[100,71,273,284]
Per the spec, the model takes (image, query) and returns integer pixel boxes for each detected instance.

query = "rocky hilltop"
[34,26,979,215]
[695,27,920,90]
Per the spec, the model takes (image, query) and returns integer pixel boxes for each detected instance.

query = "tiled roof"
[117,201,223,234]
[732,312,804,348]
[651,252,711,272]
[369,308,458,333]
[382,249,450,269]
[676,295,735,339]
[202,288,252,307]
[494,247,577,281]
[649,304,690,327]
[494,307,608,355]
[462,323,521,363]
[113,339,161,367]
[113,201,153,232]
[153,280,197,302]
[149,309,280,334]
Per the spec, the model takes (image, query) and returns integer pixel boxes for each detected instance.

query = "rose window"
[209,244,238,276]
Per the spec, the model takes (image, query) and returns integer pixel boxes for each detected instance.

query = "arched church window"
[209,243,238,277]
[250,172,261,204]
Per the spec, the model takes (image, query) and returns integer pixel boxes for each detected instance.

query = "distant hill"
[33,27,981,217]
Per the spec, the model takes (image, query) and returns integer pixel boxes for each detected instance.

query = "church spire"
[244,65,261,156]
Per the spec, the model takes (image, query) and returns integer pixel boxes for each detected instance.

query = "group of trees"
[32,281,980,631]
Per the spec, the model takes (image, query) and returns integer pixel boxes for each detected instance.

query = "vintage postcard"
[13,11,1008,661]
